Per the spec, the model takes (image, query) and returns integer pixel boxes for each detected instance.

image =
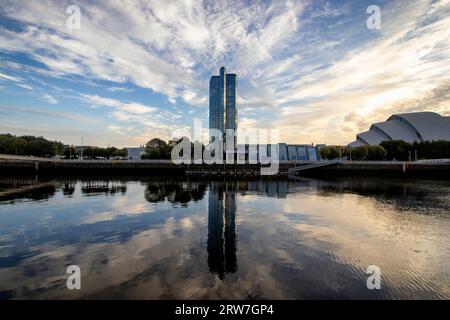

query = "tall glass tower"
[209,67,237,141]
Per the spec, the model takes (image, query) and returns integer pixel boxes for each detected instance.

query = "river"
[0,175,449,299]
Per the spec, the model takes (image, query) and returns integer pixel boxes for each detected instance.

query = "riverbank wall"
[0,156,449,178]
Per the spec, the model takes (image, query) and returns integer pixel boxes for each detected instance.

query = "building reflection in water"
[207,182,237,279]
[62,181,76,197]
[81,180,127,196]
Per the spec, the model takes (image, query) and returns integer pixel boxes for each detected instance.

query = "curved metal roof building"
[348,112,450,147]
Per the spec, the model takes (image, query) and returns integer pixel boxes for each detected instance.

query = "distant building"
[209,67,237,142]
[238,143,323,161]
[74,146,92,154]
[348,111,450,147]
[278,144,322,161]
[207,67,325,161]
[126,146,145,160]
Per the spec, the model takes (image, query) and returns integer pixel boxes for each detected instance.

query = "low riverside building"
[279,144,324,161]
[238,143,324,162]
[75,146,92,154]
[126,147,145,160]
[131,143,323,162]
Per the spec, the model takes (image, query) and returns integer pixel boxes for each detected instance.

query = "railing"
[55,159,174,164]
[0,155,174,164]
[1,154,449,165]
[287,160,341,173]
[0,154,52,161]
[283,160,450,165]
[280,160,403,165]
[414,159,450,164]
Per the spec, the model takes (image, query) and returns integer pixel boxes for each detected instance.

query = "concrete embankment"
[307,161,450,178]
[0,156,449,178]
[0,158,186,175]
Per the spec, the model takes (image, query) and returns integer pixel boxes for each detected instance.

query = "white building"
[348,112,450,147]
[126,147,145,160]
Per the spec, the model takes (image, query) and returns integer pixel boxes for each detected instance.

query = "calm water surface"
[0,175,449,299]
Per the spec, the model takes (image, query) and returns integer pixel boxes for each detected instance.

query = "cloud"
[343,80,450,136]
[0,71,22,82]
[0,0,309,104]
[0,68,34,91]
[79,93,185,143]
[106,125,130,136]
[16,83,33,91]
[0,71,33,90]
[265,0,450,144]
[310,1,350,18]
[80,94,156,115]
[0,104,87,121]
[0,0,449,145]
[107,86,134,93]
[41,94,58,104]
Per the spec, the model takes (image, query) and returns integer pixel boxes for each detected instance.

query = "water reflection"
[81,181,127,196]
[0,175,449,299]
[62,181,76,197]
[144,181,207,205]
[0,178,57,202]
[208,182,237,279]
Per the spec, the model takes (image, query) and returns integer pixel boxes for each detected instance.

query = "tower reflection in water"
[207,182,237,279]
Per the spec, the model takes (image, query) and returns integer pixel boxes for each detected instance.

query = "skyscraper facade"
[209,67,237,141]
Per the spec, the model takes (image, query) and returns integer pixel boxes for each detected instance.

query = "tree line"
[64,146,128,159]
[142,137,204,160]
[2,133,448,161]
[320,140,450,161]
[0,134,127,159]
[0,134,64,157]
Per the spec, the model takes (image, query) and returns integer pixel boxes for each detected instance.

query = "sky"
[0,0,449,147]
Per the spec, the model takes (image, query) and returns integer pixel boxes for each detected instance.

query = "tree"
[106,147,117,159]
[0,133,128,159]
[168,138,183,152]
[351,146,368,160]
[380,140,411,161]
[320,146,340,160]
[22,137,56,157]
[115,148,128,158]
[63,145,77,159]
[0,134,60,157]
[54,141,65,156]
[367,145,387,160]
[412,140,450,160]
[144,138,169,159]
[0,134,25,155]
[83,146,101,159]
